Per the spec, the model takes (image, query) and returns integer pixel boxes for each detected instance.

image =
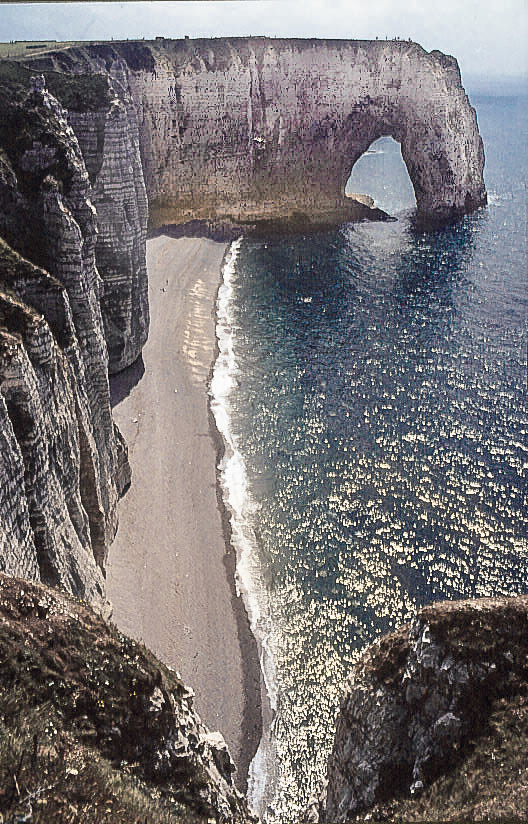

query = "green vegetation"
[48,71,110,113]
[0,236,52,288]
[0,77,74,205]
[0,59,110,113]
[0,575,230,823]
[0,238,76,349]
[0,59,107,207]
[0,720,201,824]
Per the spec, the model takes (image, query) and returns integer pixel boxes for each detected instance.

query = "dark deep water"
[211,81,528,820]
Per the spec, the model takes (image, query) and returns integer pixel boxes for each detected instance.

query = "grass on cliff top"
[0,58,110,112]
[0,237,76,349]
[0,235,55,289]
[0,720,201,824]
[0,41,82,60]
[350,693,528,823]
[0,575,214,824]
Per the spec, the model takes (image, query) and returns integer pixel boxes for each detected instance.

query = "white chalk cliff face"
[0,36,487,610]
[68,83,149,374]
[1,40,516,824]
[37,38,486,228]
[0,76,129,608]
[135,38,486,227]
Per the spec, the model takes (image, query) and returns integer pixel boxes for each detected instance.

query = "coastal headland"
[0,36,507,822]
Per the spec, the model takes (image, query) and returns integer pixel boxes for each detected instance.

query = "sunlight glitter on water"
[214,90,528,821]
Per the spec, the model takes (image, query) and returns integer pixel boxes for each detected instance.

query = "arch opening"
[345,136,417,217]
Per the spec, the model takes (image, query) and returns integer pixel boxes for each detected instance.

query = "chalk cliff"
[0,71,128,606]
[0,73,255,822]
[314,596,528,823]
[18,37,486,376]
[0,40,487,605]
[28,37,487,232]
[0,38,500,824]
[67,79,149,374]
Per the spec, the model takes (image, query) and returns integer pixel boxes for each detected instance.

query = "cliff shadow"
[109,355,145,408]
[149,220,244,243]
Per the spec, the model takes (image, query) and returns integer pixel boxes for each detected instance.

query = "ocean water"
[211,81,528,821]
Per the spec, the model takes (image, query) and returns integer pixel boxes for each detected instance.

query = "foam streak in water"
[209,239,278,816]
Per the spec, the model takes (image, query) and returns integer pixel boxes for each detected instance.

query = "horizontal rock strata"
[68,74,149,373]
[27,38,486,231]
[0,74,129,606]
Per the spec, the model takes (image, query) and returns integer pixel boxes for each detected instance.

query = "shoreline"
[207,253,264,788]
[208,239,277,815]
[106,235,262,790]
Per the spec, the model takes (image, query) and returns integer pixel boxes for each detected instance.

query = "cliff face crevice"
[69,74,149,374]
[0,75,128,608]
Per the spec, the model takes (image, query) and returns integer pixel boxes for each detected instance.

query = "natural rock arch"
[116,38,487,227]
[345,136,417,212]
[336,98,484,220]
[30,37,487,371]
[47,38,485,229]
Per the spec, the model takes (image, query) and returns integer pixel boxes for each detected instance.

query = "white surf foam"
[209,238,278,817]
[487,190,513,206]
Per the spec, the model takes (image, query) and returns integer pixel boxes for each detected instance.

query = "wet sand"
[106,234,261,789]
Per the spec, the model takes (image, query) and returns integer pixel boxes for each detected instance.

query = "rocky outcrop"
[0,572,256,823]
[315,595,528,822]
[0,72,128,606]
[0,57,149,376]
[27,38,486,232]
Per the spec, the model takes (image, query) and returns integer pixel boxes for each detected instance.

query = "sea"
[210,78,528,822]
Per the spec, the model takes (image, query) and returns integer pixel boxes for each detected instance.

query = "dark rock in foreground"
[314,595,528,823]
[0,573,256,823]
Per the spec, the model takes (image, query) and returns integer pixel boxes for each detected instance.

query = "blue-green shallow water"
[211,85,527,821]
